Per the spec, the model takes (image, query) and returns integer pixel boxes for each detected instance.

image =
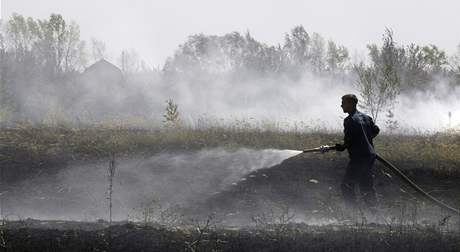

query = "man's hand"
[335,143,346,152]
[319,145,330,154]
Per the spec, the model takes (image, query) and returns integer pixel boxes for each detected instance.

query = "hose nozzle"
[303,145,336,154]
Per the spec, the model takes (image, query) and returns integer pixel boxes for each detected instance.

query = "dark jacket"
[340,110,379,159]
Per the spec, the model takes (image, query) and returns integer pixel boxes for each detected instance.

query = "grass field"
[0,123,459,251]
[1,123,459,177]
[0,220,459,252]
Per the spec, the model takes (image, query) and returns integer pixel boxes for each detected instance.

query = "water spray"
[301,145,460,215]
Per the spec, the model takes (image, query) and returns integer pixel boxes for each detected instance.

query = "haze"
[3,0,460,67]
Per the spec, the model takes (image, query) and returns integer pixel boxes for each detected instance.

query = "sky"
[3,0,460,68]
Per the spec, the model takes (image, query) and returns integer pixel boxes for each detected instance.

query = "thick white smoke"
[15,64,459,132]
[394,83,460,131]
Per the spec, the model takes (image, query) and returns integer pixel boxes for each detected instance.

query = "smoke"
[167,74,350,128]
[165,74,460,131]
[14,68,353,131]
[2,148,300,221]
[1,23,457,132]
[394,82,460,131]
[11,62,459,132]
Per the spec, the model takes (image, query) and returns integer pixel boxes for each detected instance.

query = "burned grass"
[193,153,460,226]
[0,220,459,252]
[1,125,460,251]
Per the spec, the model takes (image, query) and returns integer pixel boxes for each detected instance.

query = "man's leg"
[341,162,357,208]
[359,157,377,209]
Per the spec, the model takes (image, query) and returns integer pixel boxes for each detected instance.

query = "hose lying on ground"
[302,146,460,215]
[375,154,459,216]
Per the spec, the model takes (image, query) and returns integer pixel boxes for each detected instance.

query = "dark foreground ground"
[1,219,459,252]
[1,127,460,251]
[1,153,459,251]
[195,153,460,226]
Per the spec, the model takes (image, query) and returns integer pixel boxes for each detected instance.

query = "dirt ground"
[1,219,459,252]
[196,153,460,225]
[0,152,459,251]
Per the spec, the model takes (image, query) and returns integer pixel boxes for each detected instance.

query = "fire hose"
[303,145,460,215]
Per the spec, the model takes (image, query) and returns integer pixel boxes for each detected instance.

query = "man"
[335,94,380,210]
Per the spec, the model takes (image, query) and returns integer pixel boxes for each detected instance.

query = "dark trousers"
[341,156,376,208]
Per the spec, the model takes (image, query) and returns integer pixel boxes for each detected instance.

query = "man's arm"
[370,117,379,138]
[336,119,352,151]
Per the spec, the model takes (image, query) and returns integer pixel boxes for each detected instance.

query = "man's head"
[341,94,358,113]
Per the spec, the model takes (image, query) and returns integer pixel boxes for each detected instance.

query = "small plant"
[184,214,218,252]
[163,99,180,128]
[0,226,6,250]
[107,154,116,225]
[251,203,296,237]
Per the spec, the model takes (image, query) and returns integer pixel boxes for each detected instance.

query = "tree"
[90,39,107,63]
[0,13,87,122]
[309,33,326,73]
[399,44,447,91]
[283,25,310,66]
[5,14,42,77]
[118,49,141,74]
[163,34,216,77]
[420,44,447,73]
[27,14,86,76]
[242,31,269,74]
[450,44,460,71]
[355,63,399,123]
[221,32,247,72]
[404,44,429,90]
[163,99,180,127]
[5,14,36,58]
[448,44,460,86]
[163,31,281,79]
[62,21,86,72]
[0,34,14,125]
[326,40,349,73]
[354,29,400,123]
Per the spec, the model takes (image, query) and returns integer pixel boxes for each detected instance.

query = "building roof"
[82,59,124,85]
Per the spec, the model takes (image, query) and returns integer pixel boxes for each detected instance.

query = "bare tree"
[354,62,399,123]
[107,155,116,225]
[354,29,400,123]
[283,25,310,66]
[326,40,349,74]
[90,38,107,62]
[310,33,326,73]
[6,14,86,76]
[118,49,141,74]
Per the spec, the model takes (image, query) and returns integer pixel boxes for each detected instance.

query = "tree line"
[0,13,459,125]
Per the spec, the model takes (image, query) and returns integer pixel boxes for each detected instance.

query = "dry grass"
[1,220,459,252]
[1,122,459,177]
[0,123,459,251]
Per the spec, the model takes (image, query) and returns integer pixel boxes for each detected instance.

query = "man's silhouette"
[335,94,380,210]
